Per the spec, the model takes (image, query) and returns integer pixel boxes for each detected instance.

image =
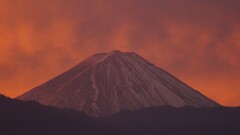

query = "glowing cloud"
[0,0,239,106]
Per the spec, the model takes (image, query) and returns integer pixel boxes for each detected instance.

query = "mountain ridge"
[1,94,239,135]
[18,50,219,116]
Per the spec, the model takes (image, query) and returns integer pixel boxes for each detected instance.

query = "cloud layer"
[0,0,240,106]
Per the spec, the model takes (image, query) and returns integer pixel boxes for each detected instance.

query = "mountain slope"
[0,95,107,135]
[18,50,219,116]
[1,95,240,135]
[99,106,240,135]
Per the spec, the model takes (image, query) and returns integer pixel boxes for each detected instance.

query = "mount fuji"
[18,50,219,116]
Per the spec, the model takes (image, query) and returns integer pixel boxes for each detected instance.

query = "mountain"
[100,106,240,135]
[1,94,240,135]
[18,50,219,116]
[0,94,106,135]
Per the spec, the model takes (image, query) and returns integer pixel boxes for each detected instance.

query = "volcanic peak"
[18,50,220,116]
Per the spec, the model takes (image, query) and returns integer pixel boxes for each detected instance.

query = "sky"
[0,0,239,106]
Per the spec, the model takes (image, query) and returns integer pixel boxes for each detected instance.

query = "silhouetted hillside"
[99,106,240,135]
[0,95,109,135]
[0,95,240,135]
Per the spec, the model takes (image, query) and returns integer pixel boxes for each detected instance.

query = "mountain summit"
[18,50,219,116]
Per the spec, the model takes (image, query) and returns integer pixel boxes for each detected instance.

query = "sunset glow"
[0,0,239,106]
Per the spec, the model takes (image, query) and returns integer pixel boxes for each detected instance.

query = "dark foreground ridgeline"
[0,95,240,135]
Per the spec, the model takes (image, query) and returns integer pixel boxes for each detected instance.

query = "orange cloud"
[0,0,239,106]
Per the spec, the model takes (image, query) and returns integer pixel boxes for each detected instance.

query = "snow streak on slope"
[18,50,219,116]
